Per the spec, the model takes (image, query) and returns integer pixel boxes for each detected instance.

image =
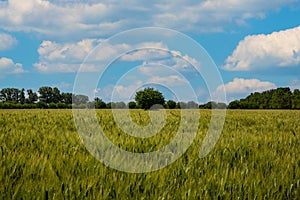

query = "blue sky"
[0,0,300,103]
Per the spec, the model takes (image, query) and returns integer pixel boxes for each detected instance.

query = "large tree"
[20,88,25,104]
[135,88,165,110]
[61,92,72,104]
[52,87,62,103]
[26,89,38,104]
[38,86,54,103]
[0,88,21,102]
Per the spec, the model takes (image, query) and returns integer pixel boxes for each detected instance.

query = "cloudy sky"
[1,0,300,103]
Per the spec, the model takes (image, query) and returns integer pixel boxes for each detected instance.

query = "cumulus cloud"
[34,39,117,72]
[139,51,201,75]
[34,39,201,73]
[93,80,144,102]
[148,75,188,86]
[216,78,276,94]
[34,39,169,72]
[120,42,169,62]
[0,0,297,39]
[0,33,17,51]
[223,26,300,71]
[0,57,25,74]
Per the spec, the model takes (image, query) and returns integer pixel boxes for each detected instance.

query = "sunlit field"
[1,109,299,199]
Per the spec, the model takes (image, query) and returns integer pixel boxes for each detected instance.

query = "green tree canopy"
[135,88,165,110]
[166,100,176,109]
[128,101,137,109]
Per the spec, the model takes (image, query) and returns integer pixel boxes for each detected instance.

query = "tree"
[10,88,20,102]
[292,89,300,109]
[128,101,137,109]
[38,86,54,103]
[166,100,176,109]
[269,88,292,109]
[94,97,101,103]
[95,98,106,109]
[204,101,217,109]
[26,89,38,104]
[72,94,89,105]
[0,88,11,102]
[52,87,62,103]
[135,88,165,110]
[20,88,25,104]
[227,87,294,109]
[36,101,48,109]
[0,88,20,102]
[61,93,72,104]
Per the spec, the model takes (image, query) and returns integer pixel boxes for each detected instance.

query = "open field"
[0,109,300,199]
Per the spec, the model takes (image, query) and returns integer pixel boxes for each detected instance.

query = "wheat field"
[0,109,299,199]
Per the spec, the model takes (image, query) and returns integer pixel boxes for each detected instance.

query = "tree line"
[0,87,89,109]
[0,86,216,109]
[228,87,300,109]
[0,86,299,109]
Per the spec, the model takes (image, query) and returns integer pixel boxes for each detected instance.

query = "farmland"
[0,109,300,199]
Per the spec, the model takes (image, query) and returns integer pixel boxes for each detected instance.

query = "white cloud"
[94,81,143,102]
[0,33,17,51]
[120,42,169,62]
[34,40,169,72]
[112,81,143,101]
[34,39,201,73]
[34,39,109,72]
[139,51,201,75]
[223,26,300,71]
[0,57,25,74]
[148,75,188,86]
[217,78,276,94]
[52,82,72,91]
[0,0,297,39]
[37,39,101,62]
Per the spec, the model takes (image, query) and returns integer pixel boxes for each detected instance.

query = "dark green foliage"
[0,88,21,102]
[20,89,25,104]
[166,100,176,109]
[292,89,300,109]
[95,99,107,109]
[199,101,227,109]
[135,88,165,110]
[1,86,299,110]
[48,102,57,109]
[106,102,112,109]
[227,100,240,109]
[36,101,48,109]
[61,93,72,104]
[128,101,137,109]
[228,87,299,109]
[26,89,38,104]
[38,86,56,104]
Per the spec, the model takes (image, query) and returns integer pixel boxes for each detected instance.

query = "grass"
[0,109,299,199]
